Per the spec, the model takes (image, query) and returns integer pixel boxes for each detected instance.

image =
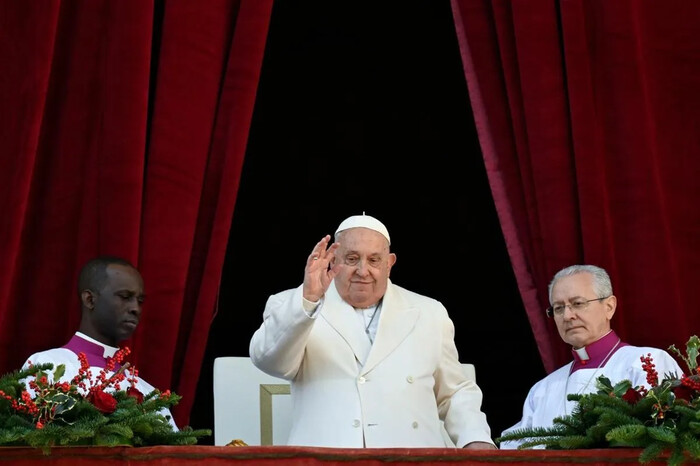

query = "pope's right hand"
[303,235,341,302]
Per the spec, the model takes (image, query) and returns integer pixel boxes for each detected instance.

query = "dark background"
[190,0,547,442]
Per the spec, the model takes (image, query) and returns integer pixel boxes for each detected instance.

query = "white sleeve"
[249,285,318,379]
[435,306,495,448]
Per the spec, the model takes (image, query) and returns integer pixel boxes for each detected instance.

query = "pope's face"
[551,272,616,348]
[332,228,396,309]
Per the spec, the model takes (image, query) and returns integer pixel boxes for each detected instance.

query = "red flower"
[88,389,117,414]
[621,387,643,405]
[127,386,144,404]
[673,384,695,402]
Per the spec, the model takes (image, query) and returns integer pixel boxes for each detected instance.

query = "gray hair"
[548,265,613,303]
[334,229,391,252]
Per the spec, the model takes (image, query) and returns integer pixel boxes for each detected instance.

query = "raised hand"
[303,235,342,302]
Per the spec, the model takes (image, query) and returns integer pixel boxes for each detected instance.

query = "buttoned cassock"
[249,279,494,448]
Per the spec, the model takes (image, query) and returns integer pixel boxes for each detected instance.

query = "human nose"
[128,298,142,316]
[354,259,370,276]
[561,304,577,319]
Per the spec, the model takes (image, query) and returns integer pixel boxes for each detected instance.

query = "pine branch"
[496,425,569,445]
[606,424,649,447]
[558,434,596,449]
[679,432,700,460]
[639,442,670,464]
[647,426,677,444]
[0,358,211,448]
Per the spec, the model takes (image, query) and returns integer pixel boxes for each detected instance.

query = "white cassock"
[500,345,682,449]
[249,279,494,448]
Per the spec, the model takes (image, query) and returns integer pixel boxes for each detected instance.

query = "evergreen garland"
[497,336,700,465]
[0,353,210,450]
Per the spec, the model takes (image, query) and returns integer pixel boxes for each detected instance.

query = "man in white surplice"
[500,264,681,449]
[249,214,495,449]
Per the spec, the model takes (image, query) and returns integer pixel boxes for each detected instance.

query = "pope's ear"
[81,290,96,310]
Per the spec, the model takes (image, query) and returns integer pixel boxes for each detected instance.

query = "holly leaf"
[686,336,699,372]
[596,376,613,394]
[612,380,633,398]
[53,364,66,381]
[669,336,700,373]
[51,393,77,416]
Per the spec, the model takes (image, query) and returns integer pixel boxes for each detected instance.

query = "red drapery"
[0,0,273,426]
[452,0,700,372]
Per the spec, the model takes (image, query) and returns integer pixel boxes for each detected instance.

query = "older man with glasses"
[499,264,682,449]
[249,214,495,449]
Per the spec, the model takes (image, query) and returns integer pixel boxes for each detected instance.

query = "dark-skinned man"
[22,256,177,429]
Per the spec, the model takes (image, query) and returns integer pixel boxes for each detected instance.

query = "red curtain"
[452,0,700,372]
[0,0,273,426]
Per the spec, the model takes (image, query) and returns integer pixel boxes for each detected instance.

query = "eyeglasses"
[545,297,610,318]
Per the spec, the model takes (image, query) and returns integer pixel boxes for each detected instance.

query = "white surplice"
[500,345,682,449]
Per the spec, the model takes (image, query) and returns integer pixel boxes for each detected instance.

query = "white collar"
[75,331,119,358]
[573,346,590,361]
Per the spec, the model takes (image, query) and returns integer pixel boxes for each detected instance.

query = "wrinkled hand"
[463,441,497,450]
[303,235,342,302]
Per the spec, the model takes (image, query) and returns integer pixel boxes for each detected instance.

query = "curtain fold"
[1,0,153,369]
[136,0,274,423]
[0,0,273,427]
[452,0,700,372]
[0,1,61,331]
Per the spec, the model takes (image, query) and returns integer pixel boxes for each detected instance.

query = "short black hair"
[78,256,136,296]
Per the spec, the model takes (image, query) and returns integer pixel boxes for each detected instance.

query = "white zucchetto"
[335,213,390,245]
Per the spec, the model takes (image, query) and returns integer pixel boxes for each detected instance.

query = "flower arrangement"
[497,335,700,465]
[0,348,210,449]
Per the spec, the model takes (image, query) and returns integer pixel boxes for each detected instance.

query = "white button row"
[352,420,419,429]
[357,375,414,384]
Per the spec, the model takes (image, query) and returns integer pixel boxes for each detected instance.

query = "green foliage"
[606,424,648,448]
[679,433,700,458]
[558,434,596,449]
[639,442,670,464]
[0,361,211,450]
[669,336,699,374]
[496,335,700,465]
